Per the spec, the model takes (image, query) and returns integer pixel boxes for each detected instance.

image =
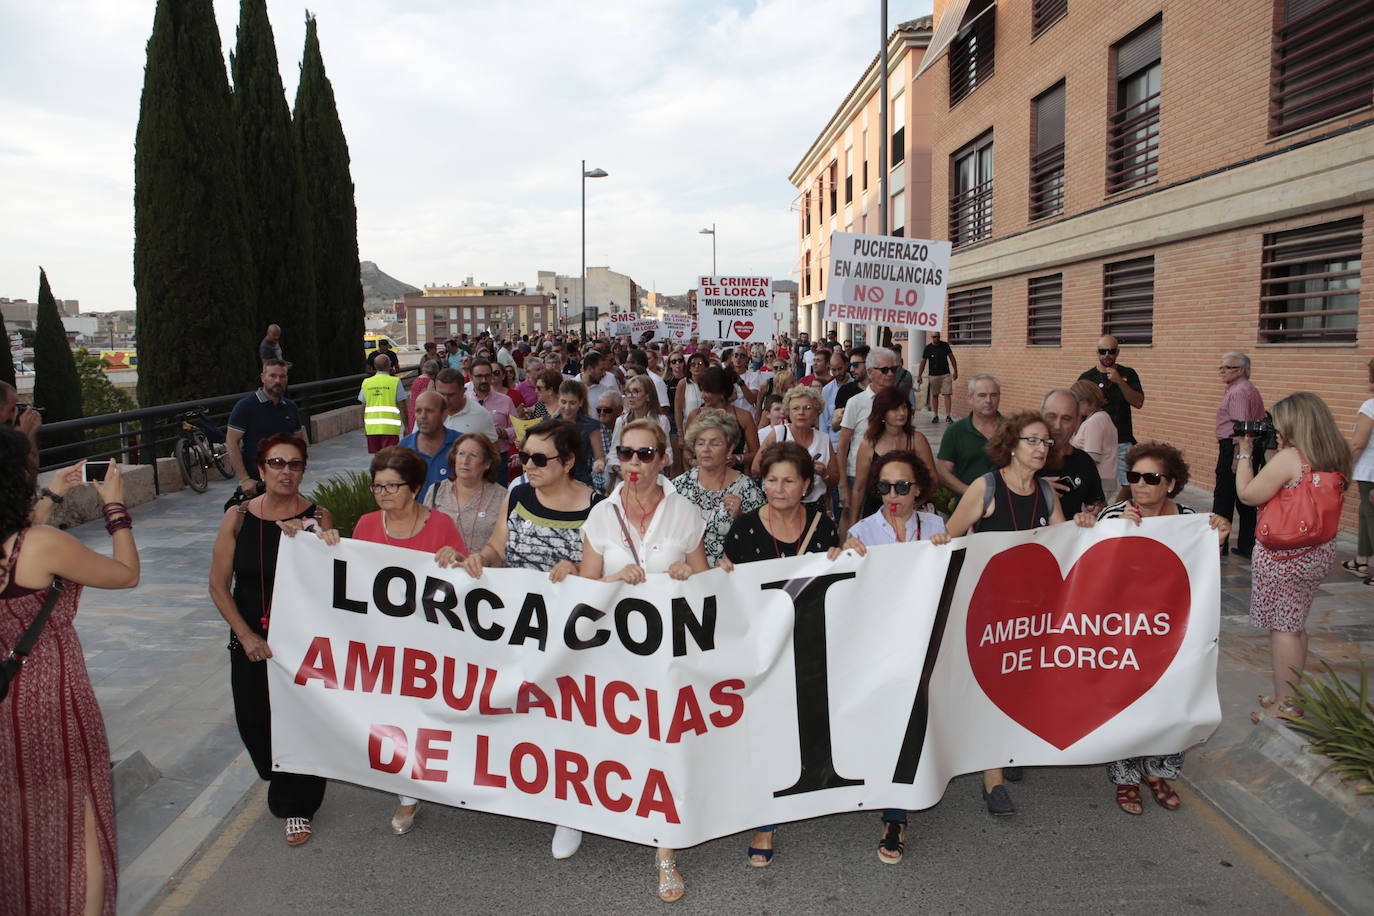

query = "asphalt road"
[151,765,1327,916]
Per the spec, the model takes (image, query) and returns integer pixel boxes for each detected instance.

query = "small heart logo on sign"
[732,321,755,340]
[965,538,1190,750]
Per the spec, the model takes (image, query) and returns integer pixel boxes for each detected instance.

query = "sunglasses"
[670,358,685,364]
[517,450,564,467]
[876,480,915,495]
[1098,347,1119,355]
[872,365,896,374]
[849,362,865,369]
[264,457,306,472]
[1126,470,1166,485]
[369,481,407,495]
[596,407,617,414]
[616,446,662,462]
[1217,365,1242,371]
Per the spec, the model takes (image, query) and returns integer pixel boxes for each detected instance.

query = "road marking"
[150,782,269,915]
[1178,782,1334,915]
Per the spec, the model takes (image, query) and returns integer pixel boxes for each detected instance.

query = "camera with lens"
[1233,416,1278,451]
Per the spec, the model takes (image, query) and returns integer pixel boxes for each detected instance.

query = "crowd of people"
[1,320,1362,910]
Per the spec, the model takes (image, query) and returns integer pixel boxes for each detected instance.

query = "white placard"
[697,276,775,345]
[608,312,639,337]
[269,516,1219,848]
[660,313,693,342]
[824,232,951,330]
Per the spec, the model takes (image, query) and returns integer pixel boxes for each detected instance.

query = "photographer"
[0,381,42,457]
[1213,353,1266,558]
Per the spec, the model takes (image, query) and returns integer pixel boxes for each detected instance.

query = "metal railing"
[34,370,415,489]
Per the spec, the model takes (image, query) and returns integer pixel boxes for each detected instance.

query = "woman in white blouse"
[752,385,838,508]
[552,418,707,903]
[609,375,673,485]
[1070,379,1118,497]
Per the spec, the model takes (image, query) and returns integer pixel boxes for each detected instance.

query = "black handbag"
[0,577,65,702]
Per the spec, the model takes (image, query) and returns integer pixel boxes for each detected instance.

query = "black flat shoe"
[1004,766,1023,782]
[982,784,1015,816]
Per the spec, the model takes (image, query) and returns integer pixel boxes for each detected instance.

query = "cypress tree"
[33,268,85,456]
[0,310,14,389]
[232,0,319,381]
[134,0,259,407]
[294,12,364,380]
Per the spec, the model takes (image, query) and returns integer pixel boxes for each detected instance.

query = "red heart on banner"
[732,321,755,340]
[965,538,1190,750]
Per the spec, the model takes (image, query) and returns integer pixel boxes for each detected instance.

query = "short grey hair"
[684,407,741,451]
[968,373,1001,396]
[597,390,623,409]
[1223,351,1251,377]
[1041,388,1077,410]
[869,346,899,366]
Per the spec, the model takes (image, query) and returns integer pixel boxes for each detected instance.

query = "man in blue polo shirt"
[226,359,305,500]
[399,389,459,502]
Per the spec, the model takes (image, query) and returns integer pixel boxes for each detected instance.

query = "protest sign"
[269,515,1219,848]
[697,276,775,345]
[660,313,693,342]
[629,318,662,341]
[608,312,638,337]
[824,232,952,330]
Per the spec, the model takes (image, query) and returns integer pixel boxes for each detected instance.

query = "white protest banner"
[629,318,662,341]
[268,515,1219,848]
[660,313,693,342]
[697,276,775,345]
[608,312,638,337]
[824,232,951,330]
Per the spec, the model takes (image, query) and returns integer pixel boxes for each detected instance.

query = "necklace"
[697,465,728,493]
[382,507,423,544]
[625,482,663,538]
[1000,469,1041,532]
[889,509,920,543]
[765,504,806,557]
[452,482,487,549]
[255,495,307,632]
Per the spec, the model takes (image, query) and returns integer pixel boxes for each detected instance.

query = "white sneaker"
[551,825,583,859]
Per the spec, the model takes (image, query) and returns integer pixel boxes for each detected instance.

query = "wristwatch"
[39,486,63,504]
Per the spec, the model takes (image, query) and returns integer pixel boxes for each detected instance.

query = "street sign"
[823,232,951,330]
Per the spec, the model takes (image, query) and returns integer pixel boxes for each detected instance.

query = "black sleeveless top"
[231,501,321,639]
[975,470,1052,533]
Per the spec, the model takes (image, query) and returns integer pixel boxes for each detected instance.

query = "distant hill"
[361,261,418,309]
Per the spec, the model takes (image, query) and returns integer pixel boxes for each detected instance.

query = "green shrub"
[307,470,375,538]
[930,485,960,519]
[1282,659,1374,795]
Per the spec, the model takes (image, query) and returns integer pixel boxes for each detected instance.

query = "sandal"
[1250,694,1304,724]
[877,821,905,864]
[1114,784,1143,815]
[746,830,774,868]
[656,857,685,903]
[1341,559,1369,577]
[1145,777,1181,811]
[284,817,312,847]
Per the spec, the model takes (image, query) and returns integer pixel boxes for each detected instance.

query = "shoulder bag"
[1256,449,1346,552]
[0,578,65,702]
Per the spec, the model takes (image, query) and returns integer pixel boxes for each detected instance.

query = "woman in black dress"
[208,433,339,847]
[720,441,864,867]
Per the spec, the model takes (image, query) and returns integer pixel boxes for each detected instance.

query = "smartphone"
[84,461,111,483]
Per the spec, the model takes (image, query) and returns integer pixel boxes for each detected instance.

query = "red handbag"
[1256,450,1346,552]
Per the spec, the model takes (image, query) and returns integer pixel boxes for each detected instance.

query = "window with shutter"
[950,131,994,247]
[949,0,996,107]
[891,92,906,167]
[1269,0,1374,137]
[948,286,993,345]
[1259,216,1362,343]
[1102,257,1155,345]
[1033,0,1068,36]
[1028,274,1063,345]
[1107,17,1161,193]
[1030,82,1066,220]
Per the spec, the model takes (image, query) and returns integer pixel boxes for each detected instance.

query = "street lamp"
[582,160,609,338]
[699,223,716,275]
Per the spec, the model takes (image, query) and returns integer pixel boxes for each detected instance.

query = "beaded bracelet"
[101,501,128,517]
[105,515,133,535]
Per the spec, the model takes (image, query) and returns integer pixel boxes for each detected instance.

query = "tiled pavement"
[65,416,1373,914]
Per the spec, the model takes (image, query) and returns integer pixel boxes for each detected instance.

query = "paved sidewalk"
[67,415,1373,913]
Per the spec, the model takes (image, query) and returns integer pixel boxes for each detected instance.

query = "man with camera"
[0,381,42,456]
[1214,352,1267,558]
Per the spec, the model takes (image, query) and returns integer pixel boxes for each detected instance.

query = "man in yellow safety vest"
[359,352,407,453]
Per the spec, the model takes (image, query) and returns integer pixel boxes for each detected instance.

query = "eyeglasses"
[670,358,685,364]
[1018,436,1054,447]
[264,457,306,472]
[876,480,915,495]
[849,362,865,369]
[517,450,564,467]
[1097,347,1119,355]
[369,481,408,495]
[1126,470,1166,485]
[616,446,662,462]
[1217,365,1242,371]
[596,407,617,415]
[872,365,896,374]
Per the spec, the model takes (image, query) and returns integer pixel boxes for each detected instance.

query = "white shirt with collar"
[582,474,705,574]
[443,397,498,442]
[848,509,945,546]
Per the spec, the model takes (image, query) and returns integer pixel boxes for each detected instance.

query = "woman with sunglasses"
[529,367,563,421]
[556,419,708,902]
[753,386,839,512]
[1093,442,1230,815]
[609,376,673,484]
[843,449,941,862]
[685,366,760,473]
[847,386,937,532]
[932,411,1095,816]
[664,351,688,474]
[674,353,708,439]
[352,447,465,837]
[452,420,602,861]
[718,441,864,867]
[210,433,335,849]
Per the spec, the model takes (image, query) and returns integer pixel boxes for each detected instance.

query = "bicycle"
[173,409,234,493]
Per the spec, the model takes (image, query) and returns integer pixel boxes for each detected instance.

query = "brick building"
[913,0,1372,513]
[403,286,553,344]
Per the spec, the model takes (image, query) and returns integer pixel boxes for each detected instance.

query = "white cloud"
[0,0,932,310]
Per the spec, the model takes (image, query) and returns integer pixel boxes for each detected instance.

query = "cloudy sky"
[0,0,932,311]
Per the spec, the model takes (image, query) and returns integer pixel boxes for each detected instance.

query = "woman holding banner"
[753,385,839,513]
[449,419,603,862]
[719,441,865,867]
[353,447,465,837]
[847,386,937,532]
[427,433,505,554]
[557,419,709,903]
[209,433,333,849]
[1094,442,1230,813]
[931,411,1095,816]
